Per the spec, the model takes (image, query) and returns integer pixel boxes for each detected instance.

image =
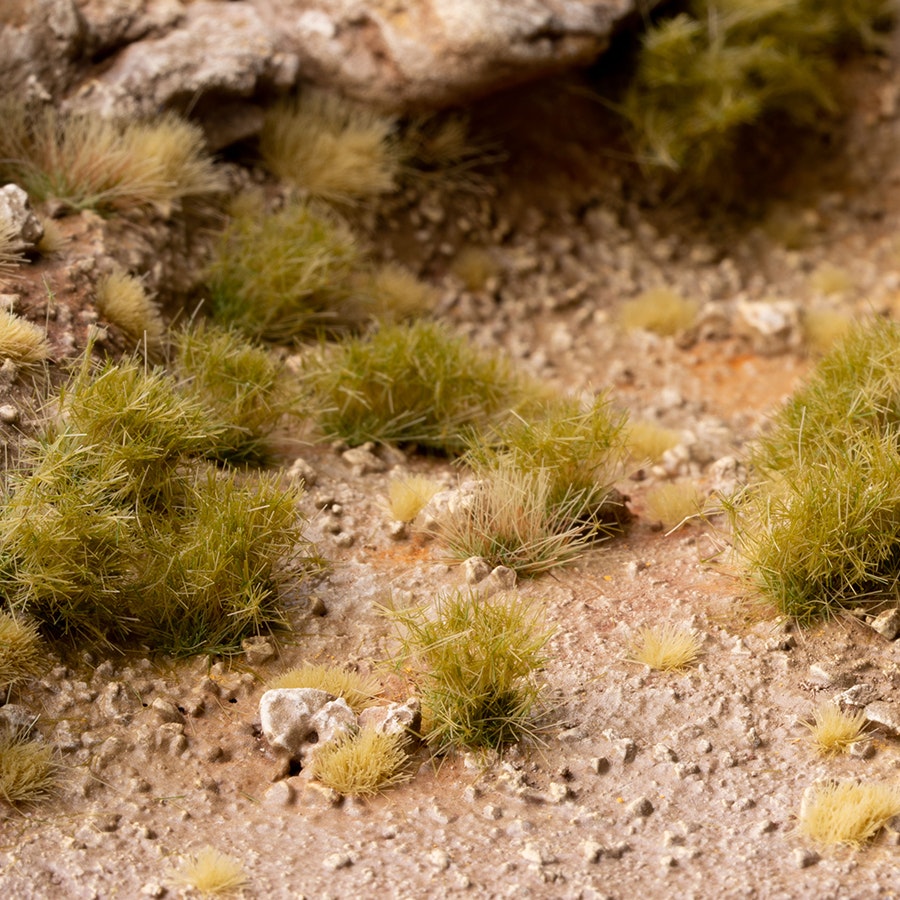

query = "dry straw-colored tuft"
[95,267,166,357]
[387,474,441,523]
[0,732,56,805]
[625,420,681,464]
[643,481,704,530]
[260,92,399,203]
[800,780,900,847]
[0,104,224,215]
[265,664,381,713]
[619,288,698,336]
[172,846,249,896]
[0,312,51,364]
[310,728,412,796]
[628,622,701,671]
[0,612,44,690]
[802,701,868,756]
[366,263,436,322]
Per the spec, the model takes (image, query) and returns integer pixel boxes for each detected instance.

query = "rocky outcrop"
[3,0,651,146]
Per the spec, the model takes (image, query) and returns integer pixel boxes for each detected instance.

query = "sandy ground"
[3,32,900,900]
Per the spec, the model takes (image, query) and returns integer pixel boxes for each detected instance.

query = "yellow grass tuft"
[629,622,701,671]
[387,474,441,523]
[802,308,854,355]
[809,262,854,297]
[802,701,868,756]
[310,727,411,796]
[451,247,499,292]
[626,420,681,463]
[265,664,380,713]
[95,267,166,356]
[643,481,704,529]
[172,846,249,896]
[619,288,698,336]
[0,311,51,364]
[800,780,900,847]
[260,92,399,203]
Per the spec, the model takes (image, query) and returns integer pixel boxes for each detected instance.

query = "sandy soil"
[2,33,900,900]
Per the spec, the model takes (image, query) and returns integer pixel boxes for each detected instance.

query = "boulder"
[4,1,654,146]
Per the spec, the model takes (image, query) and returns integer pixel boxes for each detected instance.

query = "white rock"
[868,608,900,640]
[259,688,357,758]
[357,697,421,736]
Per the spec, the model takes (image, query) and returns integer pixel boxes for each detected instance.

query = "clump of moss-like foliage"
[0,102,223,215]
[0,354,321,655]
[730,319,900,621]
[624,0,894,182]
[172,322,297,464]
[437,396,630,574]
[205,197,363,341]
[390,589,553,752]
[301,320,538,452]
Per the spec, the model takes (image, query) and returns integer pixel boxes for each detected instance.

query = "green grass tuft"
[390,590,553,752]
[302,320,535,452]
[622,0,893,182]
[0,611,44,690]
[730,319,900,621]
[437,396,629,574]
[205,198,362,341]
[0,353,322,654]
[173,322,297,464]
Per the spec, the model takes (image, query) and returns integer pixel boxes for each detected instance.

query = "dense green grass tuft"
[390,590,552,752]
[205,198,362,342]
[731,319,900,621]
[173,323,297,464]
[0,354,322,654]
[302,320,536,452]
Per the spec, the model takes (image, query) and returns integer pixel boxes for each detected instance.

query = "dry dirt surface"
[5,39,900,900]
